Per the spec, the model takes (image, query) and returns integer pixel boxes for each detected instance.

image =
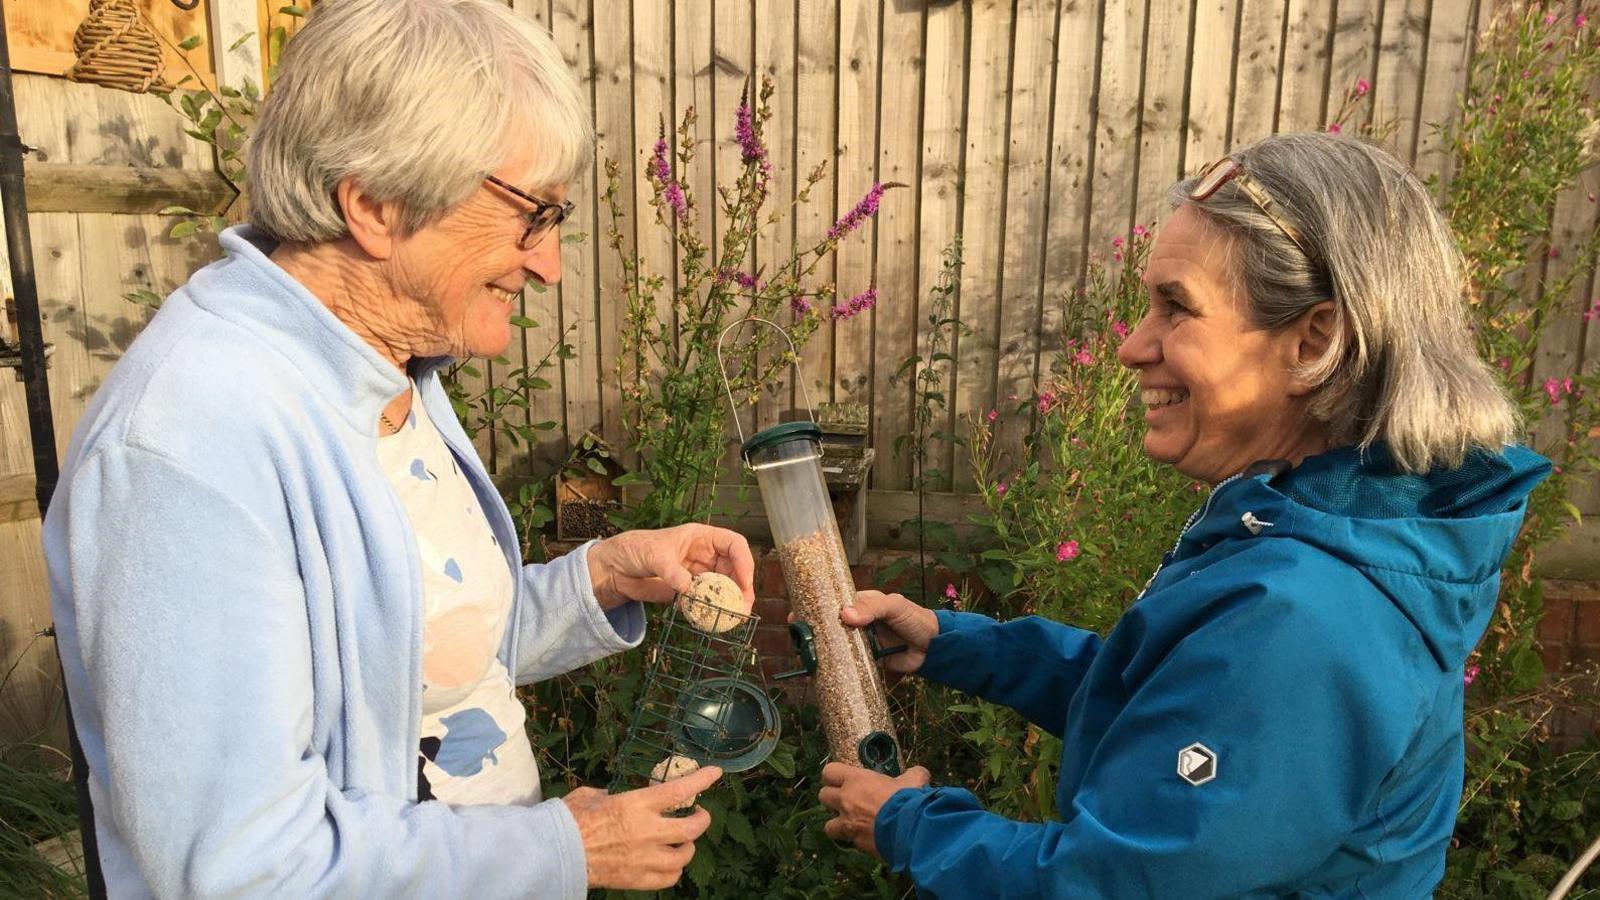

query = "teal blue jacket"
[877,445,1549,898]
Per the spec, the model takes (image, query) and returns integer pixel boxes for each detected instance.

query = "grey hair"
[1169,132,1517,473]
[247,0,591,243]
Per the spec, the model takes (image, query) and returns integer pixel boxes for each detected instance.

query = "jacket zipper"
[1138,471,1247,599]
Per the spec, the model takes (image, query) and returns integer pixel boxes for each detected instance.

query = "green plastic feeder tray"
[670,677,781,772]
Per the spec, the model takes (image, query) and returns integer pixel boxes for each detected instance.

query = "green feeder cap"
[740,421,822,460]
[670,677,781,773]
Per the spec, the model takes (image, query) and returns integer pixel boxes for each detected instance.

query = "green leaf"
[585,457,609,475]
[1551,799,1584,821]
[560,231,588,244]
[533,420,559,431]
[724,810,756,848]
[896,355,923,376]
[279,4,307,16]
[158,205,196,216]
[524,376,553,391]
[168,220,201,239]
[459,365,481,379]
[227,32,256,52]
[178,35,203,51]
[509,315,538,329]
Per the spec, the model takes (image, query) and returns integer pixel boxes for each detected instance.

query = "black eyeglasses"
[484,175,574,249]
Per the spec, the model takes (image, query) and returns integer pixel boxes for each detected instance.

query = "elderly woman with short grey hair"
[819,133,1549,897]
[44,0,747,895]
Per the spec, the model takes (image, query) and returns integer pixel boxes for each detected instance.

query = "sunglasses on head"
[1189,156,1313,259]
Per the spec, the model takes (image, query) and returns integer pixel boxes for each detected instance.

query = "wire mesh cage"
[609,593,780,794]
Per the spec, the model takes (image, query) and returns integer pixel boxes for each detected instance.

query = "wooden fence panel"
[9,0,1600,529]
[868,0,921,489]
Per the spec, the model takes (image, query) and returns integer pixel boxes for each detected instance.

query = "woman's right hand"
[562,765,722,890]
[841,590,940,674]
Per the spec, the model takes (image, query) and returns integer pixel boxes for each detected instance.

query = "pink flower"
[1111,235,1125,249]
[1326,122,1343,134]
[734,98,764,164]
[1549,247,1561,260]
[830,287,878,321]
[1577,13,1589,28]
[1037,391,1056,413]
[1543,377,1576,404]
[828,183,887,242]
[1055,540,1080,562]
[986,409,998,423]
[1132,224,1149,238]
[944,583,958,600]
[790,295,812,315]
[1463,664,1479,686]
[1112,251,1123,262]
[662,181,687,220]
[1582,299,1599,321]
[649,134,672,184]
[1354,78,1371,97]
[995,481,1009,495]
[1112,321,1130,339]
[1545,12,1558,25]
[715,269,761,291]
[1074,348,1093,366]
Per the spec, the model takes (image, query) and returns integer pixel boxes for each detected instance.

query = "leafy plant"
[880,236,966,602]
[605,77,891,528]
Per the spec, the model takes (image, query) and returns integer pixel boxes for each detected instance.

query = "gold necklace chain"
[379,410,402,434]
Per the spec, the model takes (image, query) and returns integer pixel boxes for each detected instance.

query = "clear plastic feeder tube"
[745,424,901,774]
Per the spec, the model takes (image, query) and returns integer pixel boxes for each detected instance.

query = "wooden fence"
[500,0,1600,500]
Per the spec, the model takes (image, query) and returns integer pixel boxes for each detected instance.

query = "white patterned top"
[377,383,541,806]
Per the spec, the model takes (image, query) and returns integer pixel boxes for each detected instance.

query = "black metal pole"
[0,0,58,514]
[0,8,106,898]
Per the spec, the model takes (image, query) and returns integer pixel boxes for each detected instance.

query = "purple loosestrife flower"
[715,269,762,291]
[830,287,878,321]
[828,183,889,242]
[649,136,672,184]
[662,182,687,220]
[790,296,813,316]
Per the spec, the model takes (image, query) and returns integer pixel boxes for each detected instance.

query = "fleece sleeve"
[54,446,589,899]
[917,610,1103,737]
[511,541,645,685]
[875,586,1423,899]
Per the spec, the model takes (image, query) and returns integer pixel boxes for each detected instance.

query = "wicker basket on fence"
[66,0,165,94]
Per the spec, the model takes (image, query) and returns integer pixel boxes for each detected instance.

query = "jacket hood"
[1178,444,1550,670]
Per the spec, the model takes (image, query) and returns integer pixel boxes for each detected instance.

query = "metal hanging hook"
[170,0,201,9]
[714,317,815,449]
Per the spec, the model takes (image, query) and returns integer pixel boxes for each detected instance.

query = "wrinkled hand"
[587,524,755,610]
[563,765,723,890]
[818,762,932,857]
[841,591,939,674]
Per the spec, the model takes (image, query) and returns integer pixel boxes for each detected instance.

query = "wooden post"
[208,0,262,92]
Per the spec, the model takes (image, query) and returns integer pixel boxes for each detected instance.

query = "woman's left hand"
[818,761,932,857]
[586,523,756,610]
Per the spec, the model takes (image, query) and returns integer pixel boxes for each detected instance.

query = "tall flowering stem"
[605,76,893,526]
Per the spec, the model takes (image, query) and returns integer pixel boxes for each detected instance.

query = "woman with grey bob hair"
[45,0,746,896]
[819,133,1548,897]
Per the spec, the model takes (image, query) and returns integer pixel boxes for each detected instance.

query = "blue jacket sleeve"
[918,610,1102,737]
[876,587,1426,899]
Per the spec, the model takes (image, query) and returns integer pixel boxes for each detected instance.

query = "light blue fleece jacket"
[43,226,644,898]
